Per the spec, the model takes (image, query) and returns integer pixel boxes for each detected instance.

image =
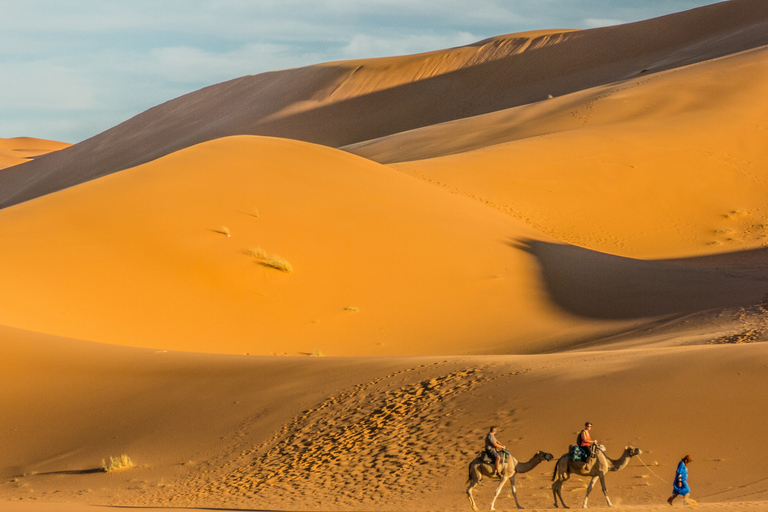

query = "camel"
[466,450,554,510]
[551,445,642,508]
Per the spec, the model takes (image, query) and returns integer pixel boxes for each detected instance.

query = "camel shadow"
[510,239,768,320]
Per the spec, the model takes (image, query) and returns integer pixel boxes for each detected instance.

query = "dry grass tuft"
[101,454,134,472]
[246,247,293,273]
[214,226,231,237]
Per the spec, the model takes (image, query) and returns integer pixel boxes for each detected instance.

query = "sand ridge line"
[173,363,528,508]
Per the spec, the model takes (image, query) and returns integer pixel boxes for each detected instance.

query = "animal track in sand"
[175,363,522,508]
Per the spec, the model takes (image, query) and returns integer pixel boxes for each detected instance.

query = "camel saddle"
[480,448,510,465]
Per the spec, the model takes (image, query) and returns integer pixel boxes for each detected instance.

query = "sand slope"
[382,44,768,260]
[1,135,767,355]
[0,135,571,355]
[1,326,767,510]
[3,0,768,209]
[0,137,70,170]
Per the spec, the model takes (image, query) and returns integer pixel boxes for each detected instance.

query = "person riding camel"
[485,426,506,477]
[576,422,602,470]
[577,422,595,456]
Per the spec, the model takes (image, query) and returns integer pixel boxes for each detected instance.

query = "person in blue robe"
[667,455,695,505]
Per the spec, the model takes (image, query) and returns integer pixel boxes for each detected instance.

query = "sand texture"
[2,0,768,510]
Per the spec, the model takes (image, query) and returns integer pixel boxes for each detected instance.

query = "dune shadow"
[511,239,768,320]
[35,467,104,476]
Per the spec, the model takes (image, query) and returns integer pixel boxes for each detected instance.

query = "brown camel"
[551,445,642,508]
[467,450,554,510]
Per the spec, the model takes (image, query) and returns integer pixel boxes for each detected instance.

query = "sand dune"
[0,137,69,170]
[1,326,767,510]
[1,135,766,355]
[383,45,768,260]
[3,1,768,511]
[2,0,768,209]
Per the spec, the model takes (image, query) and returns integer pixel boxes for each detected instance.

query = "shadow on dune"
[37,468,104,475]
[512,239,768,320]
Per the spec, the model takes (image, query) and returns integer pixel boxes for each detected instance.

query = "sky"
[1,0,722,143]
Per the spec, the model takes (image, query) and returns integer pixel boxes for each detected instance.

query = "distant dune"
[2,0,768,510]
[0,137,69,170]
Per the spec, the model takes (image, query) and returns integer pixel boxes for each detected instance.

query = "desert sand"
[0,137,69,170]
[2,0,768,510]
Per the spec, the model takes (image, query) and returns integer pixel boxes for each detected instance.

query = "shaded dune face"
[2,0,768,209]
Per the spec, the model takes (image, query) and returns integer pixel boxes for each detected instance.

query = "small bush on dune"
[246,247,293,273]
[259,256,293,273]
[101,454,134,472]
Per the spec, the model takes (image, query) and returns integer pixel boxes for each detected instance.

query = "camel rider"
[577,422,596,457]
[485,426,506,477]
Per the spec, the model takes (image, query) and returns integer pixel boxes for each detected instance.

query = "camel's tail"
[552,461,558,482]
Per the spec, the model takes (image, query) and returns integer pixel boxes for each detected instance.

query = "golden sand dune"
[2,0,767,209]
[1,325,767,509]
[0,135,766,355]
[3,1,768,511]
[0,137,70,170]
[383,45,768,259]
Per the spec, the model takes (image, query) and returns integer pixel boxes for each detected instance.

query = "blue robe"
[673,461,690,495]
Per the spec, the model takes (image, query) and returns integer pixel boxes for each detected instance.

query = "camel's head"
[537,451,555,462]
[624,446,642,457]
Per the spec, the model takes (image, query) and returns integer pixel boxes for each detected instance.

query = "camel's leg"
[509,473,523,509]
[598,472,613,507]
[466,474,481,511]
[489,476,508,511]
[552,476,570,509]
[582,476,598,508]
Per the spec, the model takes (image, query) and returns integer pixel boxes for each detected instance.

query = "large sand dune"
[2,0,768,510]
[1,135,766,355]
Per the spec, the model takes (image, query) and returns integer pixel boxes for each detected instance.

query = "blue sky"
[1,1,721,143]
